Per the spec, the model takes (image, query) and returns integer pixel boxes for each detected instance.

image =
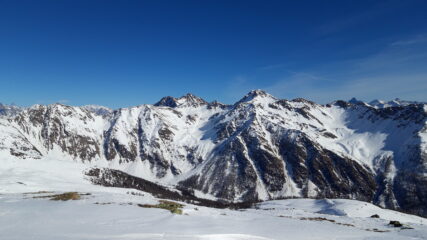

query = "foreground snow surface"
[1,193,427,240]
[0,158,427,240]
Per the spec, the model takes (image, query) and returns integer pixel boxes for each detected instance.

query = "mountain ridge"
[3,90,426,113]
[0,90,426,217]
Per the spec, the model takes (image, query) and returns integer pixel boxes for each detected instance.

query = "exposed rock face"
[11,104,104,161]
[0,91,426,217]
[86,168,255,209]
[155,93,208,108]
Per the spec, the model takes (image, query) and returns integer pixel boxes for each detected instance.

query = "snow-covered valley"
[0,157,426,240]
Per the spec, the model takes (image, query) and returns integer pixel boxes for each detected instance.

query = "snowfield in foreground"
[0,158,426,240]
[1,192,427,240]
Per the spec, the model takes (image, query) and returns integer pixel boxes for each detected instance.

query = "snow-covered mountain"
[0,90,426,217]
[0,103,23,118]
[348,97,426,109]
[369,98,426,109]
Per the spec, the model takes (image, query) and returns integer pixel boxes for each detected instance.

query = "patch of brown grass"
[137,200,184,214]
[32,192,90,201]
[50,192,81,201]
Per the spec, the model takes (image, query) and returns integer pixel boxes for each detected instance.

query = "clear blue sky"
[1,0,426,108]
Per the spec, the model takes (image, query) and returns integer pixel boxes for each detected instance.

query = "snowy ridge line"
[0,90,426,217]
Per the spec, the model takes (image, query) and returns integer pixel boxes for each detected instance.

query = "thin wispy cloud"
[261,33,427,103]
[264,72,326,100]
[316,1,397,35]
[390,34,427,46]
[258,63,287,71]
[317,10,375,36]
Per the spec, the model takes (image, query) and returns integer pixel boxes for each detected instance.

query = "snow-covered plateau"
[0,90,426,239]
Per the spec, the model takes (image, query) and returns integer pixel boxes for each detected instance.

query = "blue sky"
[1,0,426,108]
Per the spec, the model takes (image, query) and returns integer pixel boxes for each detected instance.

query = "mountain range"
[0,90,426,217]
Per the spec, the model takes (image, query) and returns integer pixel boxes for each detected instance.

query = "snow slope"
[2,193,427,240]
[0,159,426,240]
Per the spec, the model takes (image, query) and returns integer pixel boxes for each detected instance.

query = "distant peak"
[348,97,367,106]
[180,93,206,102]
[154,93,208,108]
[348,97,359,103]
[247,89,268,97]
[183,93,197,98]
[82,105,113,116]
[0,103,23,118]
[368,98,424,109]
[154,96,177,108]
[207,100,228,109]
[369,99,384,105]
[237,89,275,104]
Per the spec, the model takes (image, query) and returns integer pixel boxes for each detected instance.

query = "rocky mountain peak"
[207,100,228,109]
[347,97,371,107]
[247,89,269,97]
[154,96,177,108]
[348,97,362,104]
[236,89,276,105]
[155,93,208,108]
[178,93,208,107]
